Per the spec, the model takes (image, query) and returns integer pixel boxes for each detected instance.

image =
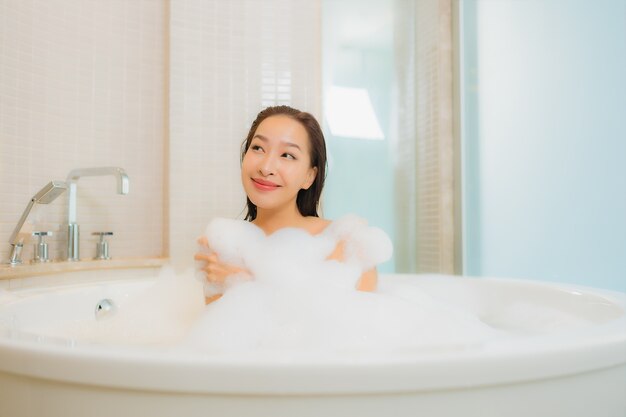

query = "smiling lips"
[252,178,280,191]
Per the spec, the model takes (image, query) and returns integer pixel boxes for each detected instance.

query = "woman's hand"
[194,236,252,303]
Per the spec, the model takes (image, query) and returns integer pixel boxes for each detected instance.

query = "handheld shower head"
[32,180,68,204]
[8,181,67,246]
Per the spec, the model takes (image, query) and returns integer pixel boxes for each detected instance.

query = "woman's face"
[241,115,317,215]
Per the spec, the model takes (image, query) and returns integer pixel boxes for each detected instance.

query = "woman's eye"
[282,153,296,160]
[250,145,264,152]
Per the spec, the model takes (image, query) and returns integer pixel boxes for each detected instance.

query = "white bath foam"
[43,217,599,353]
[184,276,499,355]
[183,217,499,355]
[324,214,393,270]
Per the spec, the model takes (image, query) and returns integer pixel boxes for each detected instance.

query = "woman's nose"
[259,154,278,176]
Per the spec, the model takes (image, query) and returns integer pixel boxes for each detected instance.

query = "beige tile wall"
[0,0,321,270]
[393,0,456,274]
[168,0,321,269]
[0,0,167,263]
[414,0,455,273]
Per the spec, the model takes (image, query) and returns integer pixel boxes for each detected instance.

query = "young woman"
[195,106,381,303]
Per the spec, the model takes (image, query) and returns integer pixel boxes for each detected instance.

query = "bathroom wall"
[0,0,321,269]
[460,0,626,291]
[167,0,321,268]
[0,0,167,263]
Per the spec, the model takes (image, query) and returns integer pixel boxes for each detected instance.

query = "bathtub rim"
[0,273,625,395]
[0,328,624,395]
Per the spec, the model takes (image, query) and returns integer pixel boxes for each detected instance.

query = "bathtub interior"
[387,276,625,333]
[1,271,624,352]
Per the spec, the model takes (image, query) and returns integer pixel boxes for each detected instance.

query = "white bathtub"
[0,268,624,417]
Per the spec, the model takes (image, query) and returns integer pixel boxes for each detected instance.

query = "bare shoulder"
[305,216,332,235]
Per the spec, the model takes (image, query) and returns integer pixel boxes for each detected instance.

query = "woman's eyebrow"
[252,134,301,151]
[284,142,301,150]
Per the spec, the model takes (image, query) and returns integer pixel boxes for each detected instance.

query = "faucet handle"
[92,232,113,260]
[32,231,53,263]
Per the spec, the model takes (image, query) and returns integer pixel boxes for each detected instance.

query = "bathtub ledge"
[0,257,168,281]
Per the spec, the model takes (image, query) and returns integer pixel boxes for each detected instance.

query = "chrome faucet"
[7,181,67,266]
[66,167,129,261]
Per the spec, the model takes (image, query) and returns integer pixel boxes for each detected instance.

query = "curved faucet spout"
[66,167,129,224]
[66,167,129,261]
[67,167,129,195]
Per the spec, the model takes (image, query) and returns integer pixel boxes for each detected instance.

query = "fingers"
[194,252,210,261]
[194,252,217,261]
[205,257,223,281]
[194,234,215,261]
[196,252,224,284]
[205,294,223,304]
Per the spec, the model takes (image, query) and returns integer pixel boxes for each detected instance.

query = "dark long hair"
[241,105,327,221]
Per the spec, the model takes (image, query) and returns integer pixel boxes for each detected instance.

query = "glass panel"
[322,0,413,273]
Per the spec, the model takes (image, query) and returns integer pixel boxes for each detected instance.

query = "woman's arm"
[356,268,378,292]
[327,240,378,292]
